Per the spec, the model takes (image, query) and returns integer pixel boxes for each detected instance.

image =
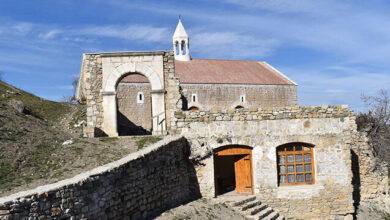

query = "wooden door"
[234,154,253,194]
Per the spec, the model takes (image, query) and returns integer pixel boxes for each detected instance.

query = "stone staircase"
[229,196,285,220]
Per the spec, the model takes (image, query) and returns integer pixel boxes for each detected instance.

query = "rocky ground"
[0,81,161,197]
[156,198,245,220]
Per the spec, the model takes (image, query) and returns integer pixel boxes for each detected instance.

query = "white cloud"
[39,29,63,39]
[278,64,390,111]
[73,24,170,42]
[325,90,346,94]
[191,31,280,59]
[12,22,34,33]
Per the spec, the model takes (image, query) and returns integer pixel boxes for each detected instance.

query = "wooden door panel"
[234,154,253,194]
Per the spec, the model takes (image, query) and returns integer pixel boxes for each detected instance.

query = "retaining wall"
[0,136,199,220]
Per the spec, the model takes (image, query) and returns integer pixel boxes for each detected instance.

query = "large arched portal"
[116,73,152,136]
[102,62,165,137]
[213,145,254,196]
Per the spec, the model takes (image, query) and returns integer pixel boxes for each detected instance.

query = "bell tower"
[173,18,190,61]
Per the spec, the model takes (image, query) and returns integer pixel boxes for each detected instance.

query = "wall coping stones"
[88,51,169,57]
[173,105,353,124]
[0,135,183,205]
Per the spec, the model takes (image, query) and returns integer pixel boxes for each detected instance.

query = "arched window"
[175,41,179,55]
[277,143,314,186]
[182,40,187,55]
[235,105,244,109]
[188,106,199,111]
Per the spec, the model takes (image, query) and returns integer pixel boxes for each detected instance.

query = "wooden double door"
[214,146,254,195]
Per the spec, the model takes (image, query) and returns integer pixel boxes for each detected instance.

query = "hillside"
[0,81,161,196]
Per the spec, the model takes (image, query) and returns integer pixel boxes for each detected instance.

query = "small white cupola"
[173,17,190,61]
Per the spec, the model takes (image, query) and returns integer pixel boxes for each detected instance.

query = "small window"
[137,92,144,104]
[191,94,197,102]
[235,105,244,109]
[240,95,246,103]
[277,143,314,186]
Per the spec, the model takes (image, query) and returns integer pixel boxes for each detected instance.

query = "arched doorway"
[102,62,165,137]
[213,145,254,196]
[116,73,152,136]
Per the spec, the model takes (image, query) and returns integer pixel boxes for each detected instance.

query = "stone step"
[240,200,262,211]
[262,211,279,220]
[275,216,285,220]
[256,207,273,219]
[232,196,257,207]
[245,203,267,216]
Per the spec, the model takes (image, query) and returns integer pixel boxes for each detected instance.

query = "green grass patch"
[0,159,16,185]
[99,137,119,143]
[136,136,163,150]
[70,146,84,154]
[0,81,72,122]
[23,177,33,184]
[28,144,57,166]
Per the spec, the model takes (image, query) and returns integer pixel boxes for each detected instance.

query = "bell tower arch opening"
[213,145,254,196]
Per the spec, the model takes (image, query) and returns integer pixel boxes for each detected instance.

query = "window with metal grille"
[277,143,314,186]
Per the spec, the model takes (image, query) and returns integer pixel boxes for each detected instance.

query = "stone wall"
[163,51,182,133]
[351,132,390,211]
[117,82,152,135]
[171,105,356,219]
[0,137,200,220]
[78,54,104,138]
[181,84,297,111]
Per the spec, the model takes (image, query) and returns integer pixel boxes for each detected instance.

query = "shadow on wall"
[117,111,152,136]
[351,149,361,220]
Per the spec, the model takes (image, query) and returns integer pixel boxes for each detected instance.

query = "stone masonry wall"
[79,54,104,138]
[0,137,200,220]
[117,82,152,135]
[171,105,352,133]
[351,132,390,211]
[181,84,297,111]
[163,51,182,133]
[171,105,356,219]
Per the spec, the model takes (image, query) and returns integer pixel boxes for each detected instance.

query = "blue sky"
[0,0,389,111]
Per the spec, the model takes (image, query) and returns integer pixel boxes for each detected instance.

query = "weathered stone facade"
[351,132,389,211]
[171,105,356,219]
[181,84,297,111]
[77,51,173,137]
[163,52,182,133]
[77,54,104,137]
[0,137,200,220]
[117,82,152,135]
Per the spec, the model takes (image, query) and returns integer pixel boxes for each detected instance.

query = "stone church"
[74,20,389,219]
[76,19,297,137]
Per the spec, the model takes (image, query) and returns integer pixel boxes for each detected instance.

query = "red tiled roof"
[120,73,149,83]
[118,59,296,85]
[175,59,296,85]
